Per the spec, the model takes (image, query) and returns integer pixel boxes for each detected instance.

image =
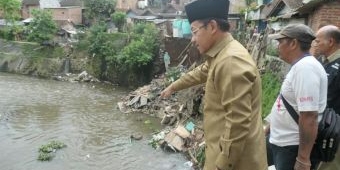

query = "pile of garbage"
[117,77,206,169]
[52,71,100,83]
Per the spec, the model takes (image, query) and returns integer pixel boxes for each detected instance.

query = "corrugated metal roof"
[261,0,284,19]
[130,16,158,20]
[0,19,23,26]
[40,0,60,8]
[276,11,298,18]
[297,0,324,14]
[60,0,83,7]
[22,0,39,5]
[282,0,303,10]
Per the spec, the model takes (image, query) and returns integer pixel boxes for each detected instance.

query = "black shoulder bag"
[324,58,340,114]
[280,94,340,162]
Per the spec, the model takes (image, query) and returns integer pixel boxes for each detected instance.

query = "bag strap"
[280,94,299,124]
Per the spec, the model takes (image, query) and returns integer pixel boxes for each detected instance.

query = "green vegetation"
[22,44,63,59]
[88,23,128,61]
[266,42,279,56]
[86,22,159,84]
[87,22,128,79]
[0,25,26,41]
[0,0,22,41]
[27,9,57,44]
[0,0,21,23]
[164,67,182,85]
[239,0,257,15]
[148,131,165,149]
[22,45,64,77]
[121,39,153,67]
[83,0,116,22]
[120,23,159,67]
[0,41,62,59]
[261,72,282,118]
[112,12,126,32]
[196,145,205,168]
[0,1,159,86]
[38,140,66,161]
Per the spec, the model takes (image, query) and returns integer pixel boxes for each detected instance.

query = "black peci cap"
[185,0,230,24]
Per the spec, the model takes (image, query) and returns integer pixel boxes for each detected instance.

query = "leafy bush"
[266,41,279,56]
[112,11,126,32]
[88,30,128,62]
[261,72,281,118]
[88,22,116,58]
[121,39,153,67]
[0,0,21,22]
[86,22,159,83]
[83,0,116,21]
[0,25,25,40]
[27,9,57,44]
[119,23,159,68]
[74,39,90,51]
[87,22,130,79]
[0,27,14,40]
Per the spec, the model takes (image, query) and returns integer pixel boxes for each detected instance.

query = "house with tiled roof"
[116,0,246,31]
[300,0,340,30]
[21,0,83,25]
[22,0,40,19]
[249,0,340,32]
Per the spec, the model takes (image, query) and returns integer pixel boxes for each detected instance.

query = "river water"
[0,73,191,170]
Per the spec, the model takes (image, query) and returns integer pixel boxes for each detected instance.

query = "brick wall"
[116,0,138,10]
[21,5,39,19]
[50,7,82,25]
[309,1,340,31]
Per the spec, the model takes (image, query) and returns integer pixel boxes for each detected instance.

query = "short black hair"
[199,18,230,32]
[286,38,311,52]
[299,41,312,52]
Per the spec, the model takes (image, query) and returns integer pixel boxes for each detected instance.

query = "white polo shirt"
[266,56,328,146]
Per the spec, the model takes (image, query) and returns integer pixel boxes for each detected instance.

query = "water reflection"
[0,73,192,170]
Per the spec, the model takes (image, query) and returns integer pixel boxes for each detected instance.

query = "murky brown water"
[0,73,192,170]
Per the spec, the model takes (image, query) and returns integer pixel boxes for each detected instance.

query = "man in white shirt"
[266,24,328,170]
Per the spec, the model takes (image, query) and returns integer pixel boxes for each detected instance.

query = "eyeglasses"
[191,25,206,35]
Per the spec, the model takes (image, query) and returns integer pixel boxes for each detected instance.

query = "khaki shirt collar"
[326,49,340,63]
[205,34,234,58]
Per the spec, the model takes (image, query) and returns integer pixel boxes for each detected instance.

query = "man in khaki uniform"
[160,0,267,170]
[313,25,340,170]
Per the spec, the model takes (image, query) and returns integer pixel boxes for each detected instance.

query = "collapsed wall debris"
[117,77,206,169]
